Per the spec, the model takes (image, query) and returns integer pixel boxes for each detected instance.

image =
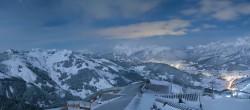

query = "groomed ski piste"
[50,80,250,110]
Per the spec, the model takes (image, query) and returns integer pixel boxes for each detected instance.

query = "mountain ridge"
[1,37,250,108]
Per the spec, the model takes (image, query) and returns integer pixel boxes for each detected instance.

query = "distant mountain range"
[1,37,250,109]
[106,37,250,71]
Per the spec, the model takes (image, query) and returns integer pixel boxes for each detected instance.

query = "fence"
[145,84,169,93]
[99,94,126,102]
[83,87,124,102]
[155,98,199,110]
[155,93,199,102]
[67,101,91,110]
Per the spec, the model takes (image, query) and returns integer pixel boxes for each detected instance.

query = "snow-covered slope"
[91,80,250,110]
[187,37,250,71]
[104,37,250,91]
[109,37,250,71]
[1,37,250,109]
[0,49,131,108]
[0,49,200,108]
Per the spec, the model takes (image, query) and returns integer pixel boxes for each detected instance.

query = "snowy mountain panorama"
[1,37,250,109]
[2,0,250,109]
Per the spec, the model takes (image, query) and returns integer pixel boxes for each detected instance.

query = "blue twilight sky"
[0,0,250,51]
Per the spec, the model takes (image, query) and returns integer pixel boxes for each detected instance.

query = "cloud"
[191,28,200,32]
[181,0,250,21]
[211,8,238,20]
[62,0,163,20]
[181,9,198,15]
[203,24,217,29]
[93,19,191,39]
[243,20,250,25]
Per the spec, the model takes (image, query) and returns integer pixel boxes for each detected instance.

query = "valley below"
[1,37,250,109]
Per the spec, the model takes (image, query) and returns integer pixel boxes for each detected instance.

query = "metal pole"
[170,75,174,94]
[171,80,172,93]
[199,95,203,110]
[90,101,91,110]
[212,83,214,99]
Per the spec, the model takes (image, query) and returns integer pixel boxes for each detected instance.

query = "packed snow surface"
[91,80,250,110]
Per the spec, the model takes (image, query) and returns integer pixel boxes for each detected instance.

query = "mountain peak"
[234,37,250,47]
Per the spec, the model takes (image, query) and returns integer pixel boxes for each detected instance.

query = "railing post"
[199,95,203,110]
